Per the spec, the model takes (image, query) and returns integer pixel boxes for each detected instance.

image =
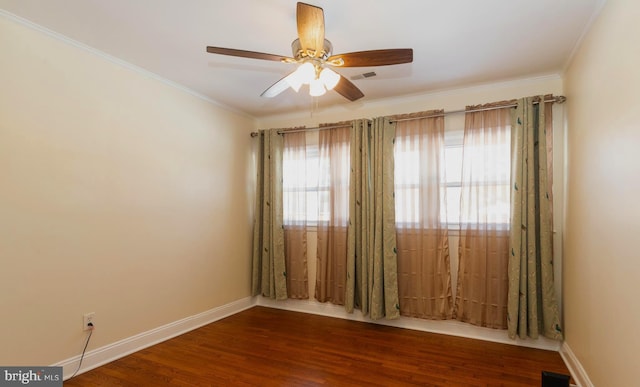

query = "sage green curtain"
[251,129,287,300]
[345,118,400,320]
[507,97,563,340]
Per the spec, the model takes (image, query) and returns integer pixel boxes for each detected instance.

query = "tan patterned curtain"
[507,96,563,340]
[345,118,400,320]
[393,111,453,320]
[315,125,350,304]
[283,131,309,299]
[454,103,513,328]
[251,129,287,300]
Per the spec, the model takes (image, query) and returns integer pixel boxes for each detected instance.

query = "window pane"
[445,186,460,226]
[444,145,463,185]
[283,140,320,224]
[394,136,420,226]
[463,142,510,183]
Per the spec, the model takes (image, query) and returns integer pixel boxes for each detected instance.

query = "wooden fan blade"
[260,72,296,98]
[206,46,293,62]
[297,2,325,55]
[333,75,364,101]
[328,49,413,67]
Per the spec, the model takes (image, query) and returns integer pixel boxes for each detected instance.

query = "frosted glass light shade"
[309,78,326,96]
[319,68,340,90]
[297,62,315,83]
[287,62,316,92]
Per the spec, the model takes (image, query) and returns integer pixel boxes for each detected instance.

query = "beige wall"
[563,0,640,385]
[0,16,255,365]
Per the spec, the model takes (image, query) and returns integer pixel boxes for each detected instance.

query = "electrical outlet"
[83,312,95,331]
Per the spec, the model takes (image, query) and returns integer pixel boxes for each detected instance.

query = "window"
[393,114,448,229]
[393,115,511,230]
[393,134,422,225]
[458,108,512,230]
[284,118,511,229]
[443,128,463,228]
[447,127,511,229]
[457,136,511,227]
[282,130,350,226]
[282,134,321,225]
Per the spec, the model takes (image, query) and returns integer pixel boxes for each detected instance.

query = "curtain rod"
[249,123,353,137]
[392,95,565,122]
[249,95,566,137]
[279,124,353,135]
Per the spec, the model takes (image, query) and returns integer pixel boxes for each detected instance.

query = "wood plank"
[65,306,571,386]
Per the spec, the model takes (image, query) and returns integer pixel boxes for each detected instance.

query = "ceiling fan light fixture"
[286,62,315,92]
[309,78,326,96]
[297,62,315,84]
[319,67,340,90]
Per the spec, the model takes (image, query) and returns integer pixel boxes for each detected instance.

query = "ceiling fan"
[206,2,413,101]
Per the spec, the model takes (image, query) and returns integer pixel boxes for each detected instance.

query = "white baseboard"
[56,297,256,380]
[560,342,593,387]
[257,297,562,352]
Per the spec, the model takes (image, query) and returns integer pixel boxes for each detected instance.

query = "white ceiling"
[0,0,604,118]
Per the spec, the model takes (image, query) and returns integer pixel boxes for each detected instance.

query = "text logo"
[0,367,62,386]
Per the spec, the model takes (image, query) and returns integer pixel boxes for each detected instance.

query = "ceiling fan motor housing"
[292,38,333,61]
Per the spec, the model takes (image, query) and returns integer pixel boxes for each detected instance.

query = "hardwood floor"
[64,306,571,386]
